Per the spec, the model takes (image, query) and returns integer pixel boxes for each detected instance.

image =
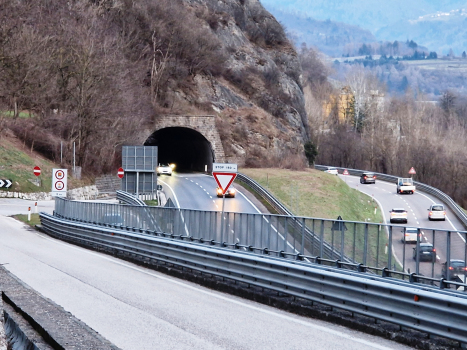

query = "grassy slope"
[0,134,89,193]
[240,168,383,223]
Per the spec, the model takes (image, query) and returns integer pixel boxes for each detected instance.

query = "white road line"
[353,187,405,269]
[36,233,401,350]
[157,179,190,236]
[416,192,465,242]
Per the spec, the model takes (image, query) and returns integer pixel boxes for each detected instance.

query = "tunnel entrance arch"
[144,115,225,173]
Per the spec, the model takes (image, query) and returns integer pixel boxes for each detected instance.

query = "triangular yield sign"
[213,172,237,195]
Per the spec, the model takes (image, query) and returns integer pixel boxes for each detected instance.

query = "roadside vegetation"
[0,134,89,193]
[240,168,383,223]
[13,213,41,227]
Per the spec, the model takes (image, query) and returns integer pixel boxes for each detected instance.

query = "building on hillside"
[323,86,355,124]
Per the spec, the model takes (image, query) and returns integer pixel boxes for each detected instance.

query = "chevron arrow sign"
[0,179,12,188]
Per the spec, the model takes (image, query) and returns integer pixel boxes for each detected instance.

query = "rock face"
[182,0,309,166]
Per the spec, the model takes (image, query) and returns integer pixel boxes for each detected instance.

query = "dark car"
[442,259,467,280]
[413,243,436,262]
[217,186,236,198]
[360,172,376,184]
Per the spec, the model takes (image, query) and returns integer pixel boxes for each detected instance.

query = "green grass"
[144,199,158,206]
[240,168,383,223]
[0,137,90,193]
[240,168,388,267]
[14,213,41,226]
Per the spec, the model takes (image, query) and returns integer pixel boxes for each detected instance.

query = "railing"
[314,165,467,228]
[236,173,353,263]
[39,213,467,345]
[116,190,147,206]
[52,197,467,289]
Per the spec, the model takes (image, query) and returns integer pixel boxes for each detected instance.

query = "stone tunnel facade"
[151,115,225,163]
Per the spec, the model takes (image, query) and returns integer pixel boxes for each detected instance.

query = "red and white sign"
[408,167,416,175]
[213,172,237,195]
[343,169,349,175]
[33,166,41,177]
[117,167,125,179]
[52,168,67,197]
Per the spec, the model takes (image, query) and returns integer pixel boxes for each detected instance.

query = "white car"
[390,208,408,223]
[428,204,446,221]
[401,227,420,243]
[157,164,172,176]
[325,167,338,175]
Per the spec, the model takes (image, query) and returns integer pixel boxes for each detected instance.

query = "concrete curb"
[0,267,120,350]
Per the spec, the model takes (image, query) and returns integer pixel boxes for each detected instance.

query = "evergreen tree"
[304,142,318,166]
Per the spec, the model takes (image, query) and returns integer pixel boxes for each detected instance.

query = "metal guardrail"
[52,196,467,286]
[115,190,162,232]
[236,173,352,263]
[116,190,147,206]
[38,213,467,344]
[314,165,467,228]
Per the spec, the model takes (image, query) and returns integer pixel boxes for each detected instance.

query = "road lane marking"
[35,234,400,350]
[416,192,465,242]
[157,179,190,236]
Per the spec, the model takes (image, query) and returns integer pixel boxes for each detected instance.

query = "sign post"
[51,168,67,197]
[117,167,125,179]
[212,163,237,244]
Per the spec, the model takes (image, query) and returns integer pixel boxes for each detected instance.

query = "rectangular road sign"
[213,163,237,173]
[52,168,68,197]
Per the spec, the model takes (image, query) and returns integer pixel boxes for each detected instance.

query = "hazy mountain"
[269,8,377,56]
[261,0,467,54]
[259,0,467,32]
[377,9,467,55]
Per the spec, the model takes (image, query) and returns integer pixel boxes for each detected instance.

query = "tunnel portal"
[144,127,214,173]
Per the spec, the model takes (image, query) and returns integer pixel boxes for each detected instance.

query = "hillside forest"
[0,0,465,208]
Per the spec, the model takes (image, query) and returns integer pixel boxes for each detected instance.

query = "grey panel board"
[122,146,158,172]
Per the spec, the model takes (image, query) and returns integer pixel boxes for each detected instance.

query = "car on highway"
[413,243,436,262]
[428,203,446,221]
[157,164,173,176]
[360,172,376,184]
[442,259,467,280]
[400,227,420,243]
[324,167,338,175]
[217,186,236,198]
[389,208,408,223]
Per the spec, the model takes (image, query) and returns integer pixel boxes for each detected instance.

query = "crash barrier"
[116,190,146,206]
[236,173,353,264]
[314,165,467,228]
[39,213,467,345]
[52,197,467,290]
[115,190,161,232]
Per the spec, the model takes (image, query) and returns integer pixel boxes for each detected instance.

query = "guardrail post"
[363,224,368,266]
[320,221,324,258]
[301,217,305,255]
[388,226,393,269]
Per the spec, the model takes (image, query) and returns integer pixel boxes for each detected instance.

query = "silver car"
[428,204,446,221]
[401,227,420,243]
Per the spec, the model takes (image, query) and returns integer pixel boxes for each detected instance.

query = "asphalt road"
[341,174,466,279]
[157,173,262,214]
[0,201,414,350]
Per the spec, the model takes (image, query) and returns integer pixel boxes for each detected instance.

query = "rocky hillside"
[0,0,309,174]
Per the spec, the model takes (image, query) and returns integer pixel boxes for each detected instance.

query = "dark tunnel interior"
[144,127,214,173]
